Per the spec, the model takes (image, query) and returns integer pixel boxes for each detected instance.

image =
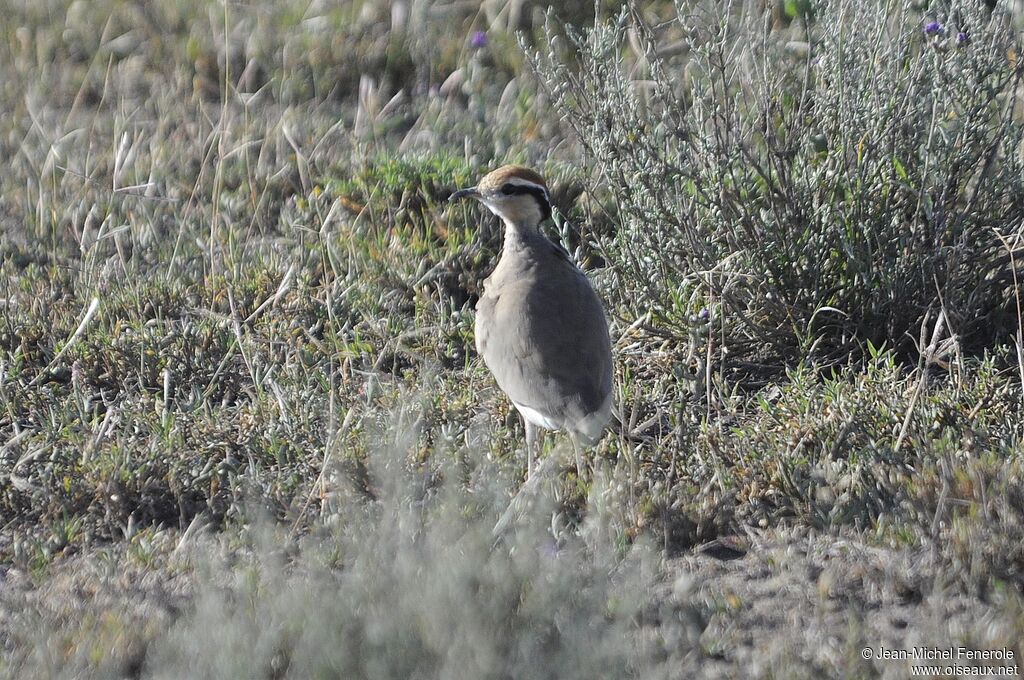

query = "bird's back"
[476,233,612,442]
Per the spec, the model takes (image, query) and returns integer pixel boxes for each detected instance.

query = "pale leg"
[570,433,585,478]
[524,419,538,478]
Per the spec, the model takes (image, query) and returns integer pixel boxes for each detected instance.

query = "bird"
[450,165,613,478]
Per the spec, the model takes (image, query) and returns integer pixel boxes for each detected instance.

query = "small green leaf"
[893,158,908,181]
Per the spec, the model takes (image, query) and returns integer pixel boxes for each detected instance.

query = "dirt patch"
[666,527,1023,678]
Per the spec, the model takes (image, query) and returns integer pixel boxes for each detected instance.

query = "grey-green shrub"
[530,0,1024,362]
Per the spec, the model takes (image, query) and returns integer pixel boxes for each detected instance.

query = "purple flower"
[924,21,945,36]
[957,31,969,44]
[698,308,711,322]
[470,31,488,48]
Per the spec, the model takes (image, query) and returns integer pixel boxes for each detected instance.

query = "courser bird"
[450,165,613,478]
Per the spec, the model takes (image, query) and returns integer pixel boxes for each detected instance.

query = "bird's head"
[450,165,551,228]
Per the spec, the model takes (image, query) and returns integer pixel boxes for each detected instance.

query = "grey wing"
[478,265,612,421]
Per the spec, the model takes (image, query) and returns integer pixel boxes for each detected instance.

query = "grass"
[1,0,1024,677]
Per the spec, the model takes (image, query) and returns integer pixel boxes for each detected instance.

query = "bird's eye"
[500,183,516,195]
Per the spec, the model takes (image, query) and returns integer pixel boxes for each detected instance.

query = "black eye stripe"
[499,183,545,198]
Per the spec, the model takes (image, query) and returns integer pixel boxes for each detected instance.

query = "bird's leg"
[570,433,585,479]
[524,420,537,479]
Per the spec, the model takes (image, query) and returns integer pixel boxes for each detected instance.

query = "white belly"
[512,401,562,431]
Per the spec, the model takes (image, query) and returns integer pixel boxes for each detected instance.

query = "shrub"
[530,0,1024,364]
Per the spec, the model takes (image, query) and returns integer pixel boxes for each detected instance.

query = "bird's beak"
[449,186,481,202]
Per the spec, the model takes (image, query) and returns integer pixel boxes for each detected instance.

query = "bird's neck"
[502,218,543,246]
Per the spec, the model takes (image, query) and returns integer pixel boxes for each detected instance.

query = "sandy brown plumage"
[451,165,613,477]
